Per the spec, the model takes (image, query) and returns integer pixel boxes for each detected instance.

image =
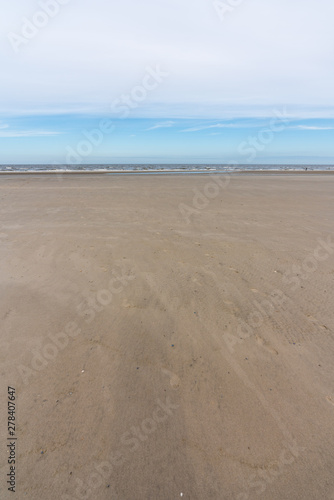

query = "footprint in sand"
[326,396,334,406]
[229,267,239,273]
[161,368,181,389]
[255,335,278,355]
[307,315,330,331]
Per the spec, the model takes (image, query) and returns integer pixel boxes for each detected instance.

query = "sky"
[1,0,334,164]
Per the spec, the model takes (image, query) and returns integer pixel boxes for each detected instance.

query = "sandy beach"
[1,173,334,500]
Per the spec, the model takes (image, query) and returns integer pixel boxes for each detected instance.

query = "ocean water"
[0,164,333,173]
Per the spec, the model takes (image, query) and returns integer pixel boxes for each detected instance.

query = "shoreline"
[1,169,334,176]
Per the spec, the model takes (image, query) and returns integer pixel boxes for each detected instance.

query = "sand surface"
[0,173,334,499]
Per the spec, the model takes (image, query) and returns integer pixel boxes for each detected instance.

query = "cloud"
[180,122,256,132]
[180,120,334,133]
[145,121,175,131]
[0,124,9,130]
[2,0,334,119]
[0,130,61,137]
[293,125,334,130]
[181,124,231,132]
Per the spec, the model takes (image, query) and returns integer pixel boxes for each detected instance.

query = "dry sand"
[0,173,334,500]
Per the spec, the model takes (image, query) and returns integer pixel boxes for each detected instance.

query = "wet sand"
[0,173,334,499]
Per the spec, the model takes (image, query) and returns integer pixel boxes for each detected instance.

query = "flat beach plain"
[1,173,334,499]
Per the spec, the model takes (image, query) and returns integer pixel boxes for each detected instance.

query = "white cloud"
[2,0,334,118]
[0,130,61,137]
[146,121,175,131]
[293,125,334,130]
[180,121,265,132]
[181,123,237,132]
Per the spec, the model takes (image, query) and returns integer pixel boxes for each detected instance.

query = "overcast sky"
[1,0,334,163]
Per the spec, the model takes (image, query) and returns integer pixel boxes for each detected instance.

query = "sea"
[0,164,333,174]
